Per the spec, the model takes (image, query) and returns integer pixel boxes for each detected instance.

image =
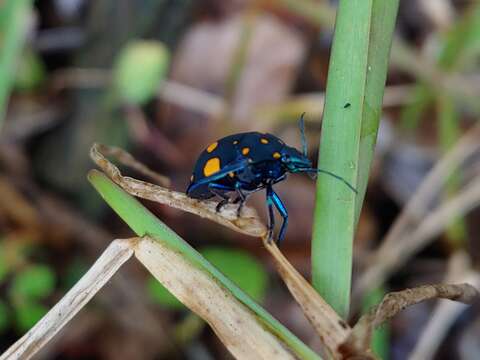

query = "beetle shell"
[187,132,286,199]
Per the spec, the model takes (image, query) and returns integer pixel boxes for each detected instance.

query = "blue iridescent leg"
[270,188,288,243]
[266,186,275,241]
[208,182,234,212]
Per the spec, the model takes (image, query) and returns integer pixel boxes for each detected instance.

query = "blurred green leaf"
[113,40,170,105]
[0,300,10,332]
[10,265,56,301]
[14,48,45,92]
[201,247,268,302]
[147,247,268,309]
[15,301,47,333]
[147,276,184,309]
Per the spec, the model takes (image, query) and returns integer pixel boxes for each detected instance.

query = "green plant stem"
[0,0,32,130]
[311,0,399,318]
[88,170,321,360]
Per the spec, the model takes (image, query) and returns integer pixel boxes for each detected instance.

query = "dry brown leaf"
[262,238,352,359]
[90,143,267,237]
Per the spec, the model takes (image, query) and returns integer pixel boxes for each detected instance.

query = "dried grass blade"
[94,143,171,186]
[263,239,350,358]
[136,236,295,359]
[0,239,135,360]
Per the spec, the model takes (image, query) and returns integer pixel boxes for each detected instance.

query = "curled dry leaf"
[90,143,267,238]
[341,283,480,356]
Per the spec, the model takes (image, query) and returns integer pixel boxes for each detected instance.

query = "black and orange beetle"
[186,114,356,243]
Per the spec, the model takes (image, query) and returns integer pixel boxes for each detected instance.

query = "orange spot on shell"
[233,140,239,145]
[228,172,235,178]
[203,157,221,177]
[242,147,250,155]
[206,142,218,153]
[260,138,269,144]
[273,152,281,159]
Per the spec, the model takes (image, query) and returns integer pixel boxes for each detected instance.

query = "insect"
[186,114,356,243]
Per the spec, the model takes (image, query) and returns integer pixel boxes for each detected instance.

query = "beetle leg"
[265,185,275,242]
[233,184,247,217]
[270,187,288,244]
[208,183,233,212]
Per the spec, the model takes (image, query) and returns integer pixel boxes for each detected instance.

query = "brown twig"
[94,143,171,187]
[342,283,479,356]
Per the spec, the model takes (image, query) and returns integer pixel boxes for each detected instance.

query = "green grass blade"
[311,0,399,318]
[0,0,32,130]
[88,170,321,360]
[355,1,400,221]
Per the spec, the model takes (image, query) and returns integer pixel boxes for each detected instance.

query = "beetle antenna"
[299,168,357,194]
[298,112,308,157]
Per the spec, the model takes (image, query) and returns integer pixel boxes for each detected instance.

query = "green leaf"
[147,276,184,309]
[88,170,321,360]
[11,264,56,301]
[201,247,268,302]
[113,40,170,105]
[15,301,47,333]
[312,0,399,318]
[0,299,10,332]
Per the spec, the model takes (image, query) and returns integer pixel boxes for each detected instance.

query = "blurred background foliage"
[0,0,480,359]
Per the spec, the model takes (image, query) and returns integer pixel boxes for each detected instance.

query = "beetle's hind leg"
[265,186,275,242]
[208,183,234,213]
[266,185,288,244]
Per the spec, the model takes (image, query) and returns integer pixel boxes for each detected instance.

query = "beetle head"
[281,146,312,173]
